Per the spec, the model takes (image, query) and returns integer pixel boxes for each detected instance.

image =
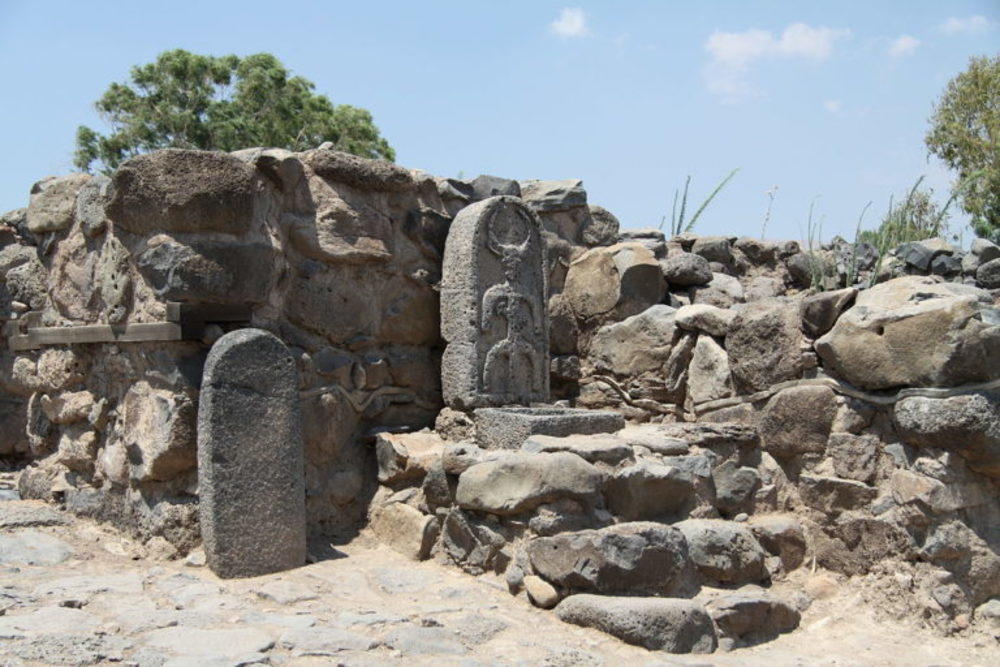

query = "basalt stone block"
[198,329,306,578]
[441,196,549,409]
[474,406,625,451]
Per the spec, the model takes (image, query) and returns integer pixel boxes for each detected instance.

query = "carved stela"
[441,196,549,409]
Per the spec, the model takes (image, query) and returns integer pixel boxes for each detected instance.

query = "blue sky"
[1,1,997,242]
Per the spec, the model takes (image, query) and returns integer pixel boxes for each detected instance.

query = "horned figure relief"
[479,208,543,400]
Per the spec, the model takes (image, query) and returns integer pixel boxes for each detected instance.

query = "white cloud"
[941,15,995,34]
[703,23,850,102]
[550,8,589,38]
[888,35,920,58]
[823,99,843,114]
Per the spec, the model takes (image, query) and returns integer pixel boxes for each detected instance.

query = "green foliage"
[804,198,825,291]
[660,168,739,235]
[857,176,954,249]
[845,201,872,288]
[925,54,1000,242]
[74,49,395,172]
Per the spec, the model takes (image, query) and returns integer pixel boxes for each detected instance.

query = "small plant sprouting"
[660,168,740,236]
[761,185,778,240]
[846,200,872,288]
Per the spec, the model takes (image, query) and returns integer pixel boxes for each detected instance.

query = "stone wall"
[1,148,998,642]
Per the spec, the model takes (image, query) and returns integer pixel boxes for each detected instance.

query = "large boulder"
[800,288,857,338]
[893,392,1000,479]
[136,236,278,305]
[526,522,692,595]
[519,179,587,211]
[815,276,1000,390]
[107,149,259,235]
[587,305,678,376]
[689,272,744,308]
[121,382,197,483]
[563,243,664,322]
[555,595,717,653]
[727,299,804,393]
[26,174,91,233]
[675,519,768,585]
[706,592,800,644]
[455,452,604,515]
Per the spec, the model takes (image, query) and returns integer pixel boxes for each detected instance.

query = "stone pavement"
[0,499,993,666]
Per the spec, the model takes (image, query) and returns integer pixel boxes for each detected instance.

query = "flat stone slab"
[474,406,625,450]
[198,328,306,578]
[0,501,69,529]
[0,530,73,566]
[522,433,633,464]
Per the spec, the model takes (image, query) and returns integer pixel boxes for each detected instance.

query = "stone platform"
[474,406,626,450]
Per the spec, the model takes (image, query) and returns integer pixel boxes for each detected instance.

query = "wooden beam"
[9,322,183,351]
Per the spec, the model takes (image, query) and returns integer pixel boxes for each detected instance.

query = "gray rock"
[474,406,624,451]
[800,288,857,338]
[581,205,620,246]
[374,431,444,485]
[655,421,759,450]
[6,257,48,310]
[440,196,549,409]
[971,237,1000,262]
[469,174,521,200]
[455,451,604,515]
[26,173,91,233]
[745,276,784,301]
[383,625,467,656]
[555,594,717,653]
[588,304,678,376]
[828,432,880,483]
[727,299,803,392]
[675,303,735,337]
[279,626,376,655]
[712,460,760,514]
[687,334,732,405]
[440,508,509,573]
[799,474,877,513]
[748,515,806,571]
[675,519,768,584]
[690,272,744,308]
[524,574,561,608]
[0,530,73,565]
[977,257,1000,288]
[527,522,692,595]
[198,329,306,578]
[815,276,1000,390]
[303,148,415,192]
[605,460,694,521]
[759,385,837,458]
[734,237,778,263]
[107,149,258,235]
[661,252,712,287]
[616,425,691,455]
[136,236,277,305]
[143,626,275,659]
[0,501,68,529]
[707,592,800,641]
[897,238,954,271]
[370,502,439,561]
[931,253,962,276]
[519,179,587,212]
[522,433,632,464]
[691,236,733,264]
[550,354,581,380]
[893,392,1000,479]
[975,599,1000,627]
[75,172,111,238]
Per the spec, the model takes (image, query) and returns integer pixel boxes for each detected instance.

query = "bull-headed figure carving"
[480,207,543,399]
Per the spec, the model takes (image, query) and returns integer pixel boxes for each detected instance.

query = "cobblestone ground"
[0,498,994,666]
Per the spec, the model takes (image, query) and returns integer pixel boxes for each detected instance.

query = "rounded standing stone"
[198,328,306,578]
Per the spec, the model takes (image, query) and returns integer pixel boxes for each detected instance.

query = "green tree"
[925,54,1000,242]
[74,50,395,172]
